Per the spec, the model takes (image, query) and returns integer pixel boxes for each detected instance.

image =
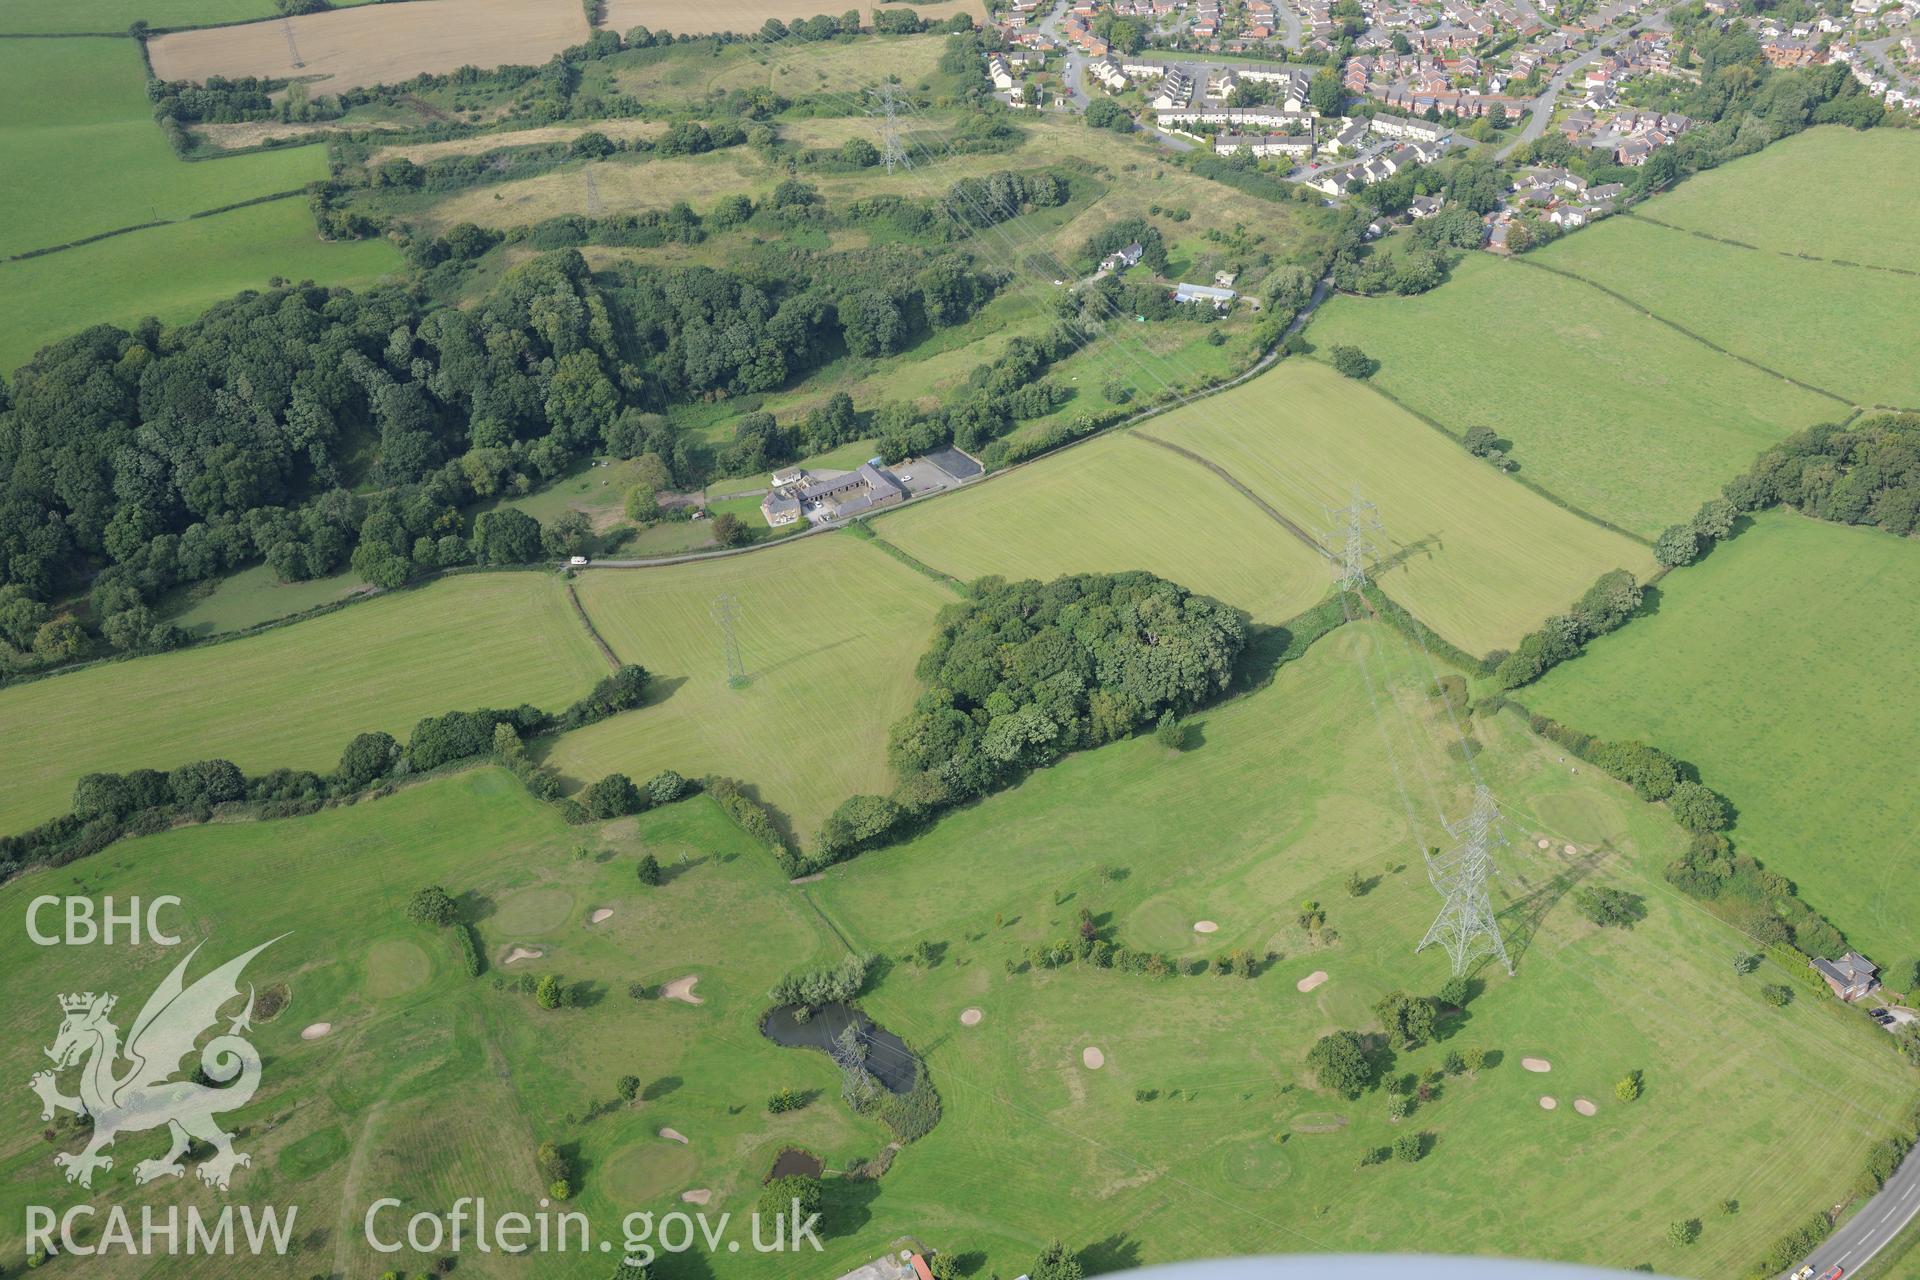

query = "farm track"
[1128,429,1332,562]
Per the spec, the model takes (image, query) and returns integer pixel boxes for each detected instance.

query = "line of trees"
[1490,567,1647,689]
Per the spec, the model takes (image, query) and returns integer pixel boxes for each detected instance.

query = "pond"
[759,1001,917,1095]
[767,1147,825,1181]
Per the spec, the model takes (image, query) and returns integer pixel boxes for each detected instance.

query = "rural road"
[1798,1143,1920,1278]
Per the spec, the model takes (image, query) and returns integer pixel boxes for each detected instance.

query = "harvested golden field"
[370,118,667,165]
[599,0,983,35]
[148,0,589,92]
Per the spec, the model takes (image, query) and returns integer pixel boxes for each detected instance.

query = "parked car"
[568,555,589,566]
[1868,1007,1889,1017]
[1794,1266,1815,1279]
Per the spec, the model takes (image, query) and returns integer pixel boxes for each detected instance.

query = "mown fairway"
[1307,254,1836,539]
[1537,215,1920,410]
[875,432,1332,626]
[1646,126,1920,272]
[545,535,953,836]
[4,631,1908,1279]
[1527,511,1920,965]
[0,771,875,1280]
[0,39,331,258]
[0,573,606,837]
[1138,359,1652,656]
[814,624,1915,1278]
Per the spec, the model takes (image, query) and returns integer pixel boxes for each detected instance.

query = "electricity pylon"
[1324,490,1383,591]
[710,593,747,688]
[1417,783,1514,976]
[871,84,911,175]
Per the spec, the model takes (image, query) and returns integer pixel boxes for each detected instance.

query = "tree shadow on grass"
[1492,845,1610,973]
[1080,1233,1144,1276]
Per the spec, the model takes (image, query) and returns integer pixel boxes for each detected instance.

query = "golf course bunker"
[300,1022,332,1040]
[1537,837,1551,849]
[660,1128,690,1144]
[492,886,575,936]
[1573,1098,1598,1116]
[1522,1057,1553,1073]
[1194,920,1219,934]
[960,1007,983,1026]
[589,908,613,925]
[1539,1096,1558,1110]
[681,1189,711,1205]
[1296,970,1329,993]
[662,974,703,1004]
[1082,1046,1105,1069]
[768,1148,824,1181]
[502,946,544,965]
[760,1002,917,1094]
[365,939,430,999]
[604,1140,697,1204]
[1563,843,1579,856]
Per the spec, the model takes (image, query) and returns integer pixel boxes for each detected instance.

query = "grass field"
[1648,126,1920,272]
[808,623,1916,1278]
[1306,254,1837,539]
[873,431,1332,625]
[0,770,874,1280]
[0,197,401,375]
[0,38,331,258]
[0,573,605,837]
[1138,359,1654,656]
[544,534,953,836]
[2,626,1908,1278]
[162,563,372,638]
[1536,215,1920,410]
[599,33,952,103]
[598,0,985,34]
[147,0,590,92]
[1527,511,1920,965]
[0,0,379,32]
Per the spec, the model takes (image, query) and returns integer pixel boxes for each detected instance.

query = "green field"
[875,432,1332,626]
[4,627,1908,1278]
[1138,359,1654,657]
[0,39,330,257]
[1307,254,1837,539]
[0,771,874,1280]
[0,573,606,837]
[0,192,401,376]
[1537,215,1920,410]
[162,563,372,638]
[1648,126,1920,272]
[1528,511,1920,964]
[544,534,953,836]
[0,0,377,32]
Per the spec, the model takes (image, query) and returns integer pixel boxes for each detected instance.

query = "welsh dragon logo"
[30,937,282,1192]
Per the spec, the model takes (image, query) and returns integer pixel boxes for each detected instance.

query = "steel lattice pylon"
[1417,784,1514,976]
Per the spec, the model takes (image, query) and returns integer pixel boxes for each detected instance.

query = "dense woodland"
[1726,413,1920,536]
[0,238,1003,662]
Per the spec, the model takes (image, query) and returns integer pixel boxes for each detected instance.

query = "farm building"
[762,463,906,526]
[1173,282,1238,310]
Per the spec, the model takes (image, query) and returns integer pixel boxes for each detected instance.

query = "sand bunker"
[960,1007,983,1026]
[1194,920,1219,933]
[659,1128,689,1144]
[1539,1096,1558,1110]
[1537,837,1551,849]
[1573,1098,1598,1116]
[662,975,704,1005]
[681,1189,711,1204]
[502,946,543,965]
[1521,1057,1552,1073]
[1082,1047,1105,1069]
[1296,970,1329,993]
[1563,843,1578,856]
[300,1022,332,1040]
[589,908,613,925]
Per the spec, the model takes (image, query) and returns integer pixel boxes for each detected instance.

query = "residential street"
[1496,5,1675,159]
